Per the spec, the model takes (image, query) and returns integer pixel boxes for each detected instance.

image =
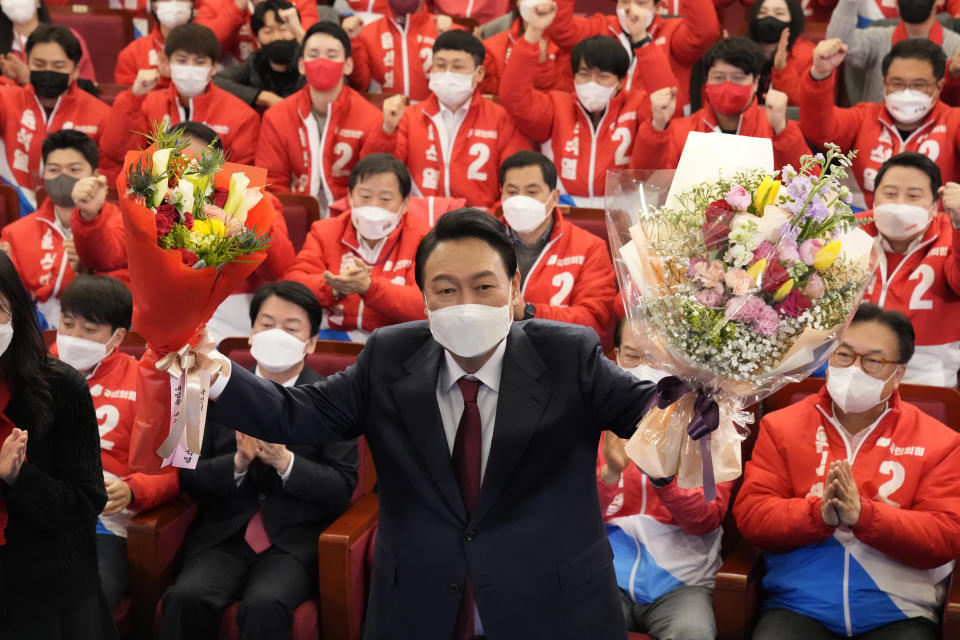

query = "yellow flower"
[773,278,794,302]
[754,177,781,213]
[746,259,767,284]
[208,218,226,237]
[813,240,841,271]
[191,219,211,237]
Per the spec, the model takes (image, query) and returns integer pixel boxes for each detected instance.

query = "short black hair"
[251,0,296,36]
[570,35,630,79]
[41,129,98,169]
[26,24,82,65]
[249,281,324,335]
[301,21,351,59]
[60,275,133,331]
[433,29,485,67]
[498,150,558,190]
[849,303,915,364]
[703,37,766,77]
[614,315,628,349]
[747,0,804,51]
[348,153,411,198]
[414,208,518,290]
[875,151,942,197]
[173,121,223,151]
[164,23,221,62]
[882,37,947,81]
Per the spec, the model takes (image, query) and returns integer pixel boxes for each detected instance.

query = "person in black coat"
[160,281,358,640]
[0,253,116,640]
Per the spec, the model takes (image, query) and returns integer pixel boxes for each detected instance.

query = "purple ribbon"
[653,377,720,502]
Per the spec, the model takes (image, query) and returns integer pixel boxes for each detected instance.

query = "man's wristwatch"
[523,302,536,320]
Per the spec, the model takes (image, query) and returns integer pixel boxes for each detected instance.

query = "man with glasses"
[734,303,960,640]
[801,37,960,206]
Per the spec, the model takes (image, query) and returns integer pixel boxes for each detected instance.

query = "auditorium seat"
[560,205,609,246]
[277,193,321,253]
[49,7,135,83]
[0,184,20,228]
[97,83,130,107]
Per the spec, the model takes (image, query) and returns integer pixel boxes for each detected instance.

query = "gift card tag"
[666,132,774,210]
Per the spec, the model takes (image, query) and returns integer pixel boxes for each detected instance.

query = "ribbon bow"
[155,330,229,459]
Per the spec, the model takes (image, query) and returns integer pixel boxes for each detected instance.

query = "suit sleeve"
[71,203,127,273]
[283,223,339,307]
[114,41,141,85]
[225,108,260,165]
[772,120,811,171]
[256,110,293,195]
[799,71,861,151]
[100,90,150,174]
[667,0,721,67]
[178,421,250,499]
[532,236,616,335]
[733,417,835,551]
[126,468,180,511]
[282,439,358,512]
[498,37,557,143]
[850,437,960,570]
[546,0,611,52]
[3,367,107,531]
[580,329,656,438]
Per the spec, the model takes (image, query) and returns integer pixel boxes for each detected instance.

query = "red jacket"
[284,208,430,335]
[114,27,171,86]
[256,85,387,202]
[100,83,261,185]
[501,37,674,205]
[368,92,531,208]
[769,37,815,106]
[630,100,810,172]
[195,0,319,62]
[346,0,390,13]
[860,212,960,387]
[800,71,960,207]
[0,200,75,304]
[428,0,510,25]
[546,0,720,116]
[0,83,110,212]
[484,18,573,95]
[507,208,618,336]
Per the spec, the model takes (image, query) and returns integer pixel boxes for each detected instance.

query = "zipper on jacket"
[842,548,852,636]
[640,473,647,515]
[395,18,410,98]
[575,102,609,199]
[520,234,562,295]
[875,235,936,306]
[627,535,642,603]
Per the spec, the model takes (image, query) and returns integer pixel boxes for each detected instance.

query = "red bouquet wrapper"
[117,150,276,473]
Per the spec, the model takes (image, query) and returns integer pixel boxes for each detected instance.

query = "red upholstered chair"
[277,193,321,253]
[49,7,135,83]
[97,83,130,106]
[360,92,390,109]
[559,205,609,247]
[0,184,20,228]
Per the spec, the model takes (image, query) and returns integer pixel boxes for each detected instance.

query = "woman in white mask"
[114,0,195,85]
[860,151,960,387]
[0,0,97,85]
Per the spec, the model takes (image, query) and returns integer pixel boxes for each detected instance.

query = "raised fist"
[940,182,960,225]
[650,86,677,131]
[133,68,160,96]
[811,38,847,81]
[620,4,650,42]
[435,14,453,35]
[382,94,406,135]
[523,1,557,39]
[72,175,109,220]
[764,88,788,134]
[342,15,363,39]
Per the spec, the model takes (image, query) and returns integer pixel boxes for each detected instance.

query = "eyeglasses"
[885,79,936,93]
[830,347,900,375]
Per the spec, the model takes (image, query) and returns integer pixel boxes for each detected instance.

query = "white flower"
[724,243,753,268]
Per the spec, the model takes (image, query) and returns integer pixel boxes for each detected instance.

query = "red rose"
[182,211,194,230]
[774,289,812,318]
[177,249,199,267]
[156,203,178,223]
[760,261,790,293]
[155,214,174,238]
[705,199,734,224]
[702,221,730,249]
[212,188,228,209]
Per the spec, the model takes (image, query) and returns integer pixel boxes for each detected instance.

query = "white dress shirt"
[233,366,299,486]
[434,101,470,165]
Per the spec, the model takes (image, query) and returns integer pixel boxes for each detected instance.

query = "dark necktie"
[452,377,482,640]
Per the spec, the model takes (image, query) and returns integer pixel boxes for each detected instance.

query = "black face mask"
[30,70,71,100]
[898,0,936,23]
[45,174,80,208]
[751,16,789,44]
[262,39,299,66]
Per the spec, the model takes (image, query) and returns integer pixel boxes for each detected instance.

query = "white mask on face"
[1,0,35,24]
[575,81,616,113]
[616,5,654,34]
[427,288,514,358]
[502,195,549,233]
[56,333,113,372]
[826,364,897,414]
[0,321,12,358]
[351,205,402,240]
[428,71,475,108]
[884,89,934,125]
[873,202,932,241]
[154,1,192,29]
[250,328,308,373]
[170,64,210,98]
[623,363,669,382]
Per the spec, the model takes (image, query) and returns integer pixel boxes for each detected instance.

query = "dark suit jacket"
[209,320,656,640]
[180,366,358,569]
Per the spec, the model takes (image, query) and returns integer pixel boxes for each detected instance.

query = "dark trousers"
[0,590,119,640]
[753,607,939,640]
[96,533,129,610]
[159,536,313,640]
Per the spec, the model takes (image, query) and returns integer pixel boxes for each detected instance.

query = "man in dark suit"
[207,209,656,640]
[161,282,359,640]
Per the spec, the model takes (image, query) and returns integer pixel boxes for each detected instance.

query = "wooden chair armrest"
[715,541,762,640]
[944,559,960,640]
[318,493,379,640]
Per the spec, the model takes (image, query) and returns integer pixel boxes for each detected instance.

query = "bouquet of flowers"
[118,122,275,472]
[607,142,877,499]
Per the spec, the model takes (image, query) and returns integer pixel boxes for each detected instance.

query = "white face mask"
[57,333,113,372]
[429,71,475,108]
[873,202,932,241]
[250,328,308,373]
[884,89,934,125]
[623,363,669,382]
[1,0,36,24]
[502,195,549,233]
[575,81,616,113]
[826,364,897,414]
[170,64,210,98]
[0,321,12,358]
[351,205,402,240]
[426,290,513,358]
[154,1,192,29]
[518,0,541,22]
[616,5,654,34]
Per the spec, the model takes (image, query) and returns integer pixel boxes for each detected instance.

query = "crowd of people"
[0,0,960,638]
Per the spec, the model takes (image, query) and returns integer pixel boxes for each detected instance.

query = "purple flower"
[780,222,801,242]
[799,238,824,265]
[807,198,828,222]
[695,289,723,308]
[777,237,800,262]
[753,305,780,337]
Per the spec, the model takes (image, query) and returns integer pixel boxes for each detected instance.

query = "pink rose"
[725,185,752,210]
[724,268,755,296]
[777,238,800,263]
[803,273,825,300]
[695,289,723,307]
[753,305,780,337]
[752,241,775,264]
[799,239,824,266]
[774,289,812,318]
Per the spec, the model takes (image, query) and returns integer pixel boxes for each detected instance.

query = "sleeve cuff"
[279,451,295,484]
[210,368,231,401]
[233,468,247,487]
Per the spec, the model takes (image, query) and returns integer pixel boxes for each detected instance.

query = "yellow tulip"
[813,240,841,271]
[746,259,767,284]
[773,278,794,302]
[754,177,781,213]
